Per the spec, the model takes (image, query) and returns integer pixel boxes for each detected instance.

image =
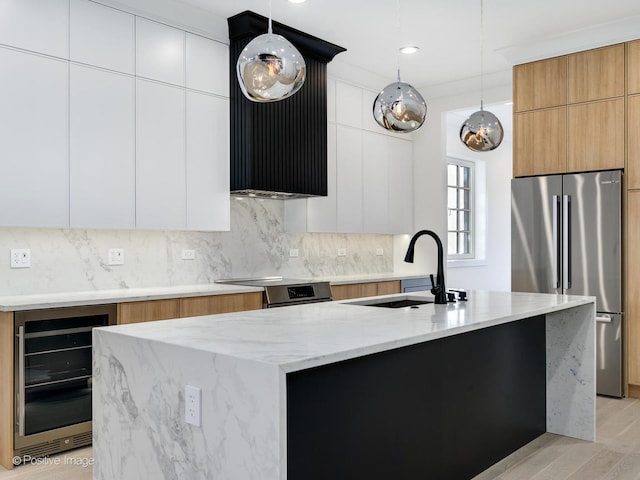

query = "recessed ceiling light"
[288,0,307,3]
[399,46,420,55]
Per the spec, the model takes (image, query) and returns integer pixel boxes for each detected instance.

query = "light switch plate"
[376,248,384,256]
[10,249,31,269]
[289,248,299,258]
[338,248,347,257]
[182,249,196,260]
[108,248,124,266]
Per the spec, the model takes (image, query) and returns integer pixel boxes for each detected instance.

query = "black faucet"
[404,230,447,304]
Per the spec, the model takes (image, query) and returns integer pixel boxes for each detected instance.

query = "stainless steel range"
[216,277,332,308]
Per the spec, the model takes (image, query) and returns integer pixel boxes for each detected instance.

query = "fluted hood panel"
[228,11,345,199]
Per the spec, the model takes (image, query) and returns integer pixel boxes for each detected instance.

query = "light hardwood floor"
[474,396,640,480]
[1,397,639,479]
[0,447,92,480]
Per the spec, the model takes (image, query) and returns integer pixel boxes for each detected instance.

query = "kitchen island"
[92,290,595,480]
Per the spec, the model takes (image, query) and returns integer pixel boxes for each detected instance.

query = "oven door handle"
[17,325,25,437]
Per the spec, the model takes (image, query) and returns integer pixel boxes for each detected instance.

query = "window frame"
[447,157,475,260]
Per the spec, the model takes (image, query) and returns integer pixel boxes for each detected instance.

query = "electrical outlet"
[289,248,299,258]
[10,249,31,269]
[182,249,196,260]
[376,248,384,256]
[108,248,124,266]
[185,385,201,427]
[338,248,347,257]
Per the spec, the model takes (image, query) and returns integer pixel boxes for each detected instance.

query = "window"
[447,159,474,259]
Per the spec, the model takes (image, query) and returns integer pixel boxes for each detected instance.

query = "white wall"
[445,109,512,291]
[394,82,513,292]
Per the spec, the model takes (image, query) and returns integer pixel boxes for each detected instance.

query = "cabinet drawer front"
[567,99,624,173]
[514,108,567,177]
[568,44,625,103]
[117,300,180,324]
[179,293,263,317]
[514,56,567,112]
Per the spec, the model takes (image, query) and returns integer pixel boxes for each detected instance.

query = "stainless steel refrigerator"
[511,170,623,397]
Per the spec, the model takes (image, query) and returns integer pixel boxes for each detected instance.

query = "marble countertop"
[0,283,264,311]
[0,273,429,311]
[94,290,595,372]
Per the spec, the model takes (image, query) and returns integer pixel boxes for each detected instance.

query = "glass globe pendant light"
[460,102,503,151]
[372,0,426,133]
[373,70,427,133]
[460,0,503,151]
[236,0,306,102]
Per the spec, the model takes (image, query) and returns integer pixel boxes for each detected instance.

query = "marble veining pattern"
[93,334,282,480]
[97,291,595,371]
[546,302,596,441]
[0,198,393,296]
[93,290,596,480]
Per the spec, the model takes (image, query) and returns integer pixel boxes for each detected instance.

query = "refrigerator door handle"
[563,194,571,290]
[596,315,613,323]
[552,195,561,289]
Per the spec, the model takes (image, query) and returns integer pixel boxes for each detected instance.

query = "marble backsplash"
[0,198,394,295]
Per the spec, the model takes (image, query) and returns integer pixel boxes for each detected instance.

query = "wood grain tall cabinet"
[513,41,638,396]
[513,56,568,176]
[513,44,625,178]
[626,40,640,397]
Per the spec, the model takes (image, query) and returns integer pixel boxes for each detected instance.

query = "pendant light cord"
[480,0,484,111]
[396,0,401,82]
[268,0,273,34]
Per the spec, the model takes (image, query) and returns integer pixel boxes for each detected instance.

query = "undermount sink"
[346,295,433,309]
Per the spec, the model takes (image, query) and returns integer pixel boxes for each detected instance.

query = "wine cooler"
[14,304,116,461]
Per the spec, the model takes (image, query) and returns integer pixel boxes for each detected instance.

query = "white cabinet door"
[186,33,228,96]
[336,126,363,233]
[0,0,68,58]
[136,17,184,86]
[186,91,230,231]
[307,123,338,232]
[335,81,362,129]
[327,78,336,123]
[388,137,413,234]
[0,48,68,227]
[362,88,381,133]
[70,0,134,74]
[136,79,186,230]
[69,64,135,229]
[362,132,389,233]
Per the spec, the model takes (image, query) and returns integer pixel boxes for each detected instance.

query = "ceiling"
[114,0,640,93]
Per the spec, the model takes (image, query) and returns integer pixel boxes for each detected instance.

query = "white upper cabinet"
[70,0,134,74]
[308,123,338,232]
[284,81,414,235]
[362,132,389,233]
[136,79,186,229]
[335,81,363,128]
[362,88,382,133]
[70,64,135,229]
[186,91,230,231]
[0,48,68,227]
[336,126,363,233]
[327,78,336,123]
[0,0,68,58]
[136,17,185,86]
[388,137,413,234]
[0,0,232,231]
[185,33,228,96]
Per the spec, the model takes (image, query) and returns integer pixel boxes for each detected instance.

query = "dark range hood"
[228,11,346,199]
